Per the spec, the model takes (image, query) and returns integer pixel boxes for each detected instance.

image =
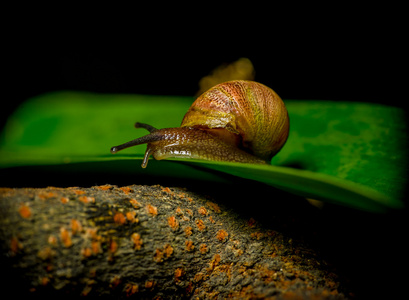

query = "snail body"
[111,80,289,168]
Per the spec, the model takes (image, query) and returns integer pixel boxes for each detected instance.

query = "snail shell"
[111,80,289,168]
[181,80,289,162]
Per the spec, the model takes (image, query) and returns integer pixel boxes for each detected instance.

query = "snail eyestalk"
[110,132,162,168]
[134,122,158,133]
[110,122,159,154]
[110,123,161,168]
[110,137,144,154]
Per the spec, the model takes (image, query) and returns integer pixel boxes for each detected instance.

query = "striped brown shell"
[181,80,289,162]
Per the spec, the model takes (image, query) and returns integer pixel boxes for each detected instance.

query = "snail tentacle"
[134,122,158,133]
[110,123,159,154]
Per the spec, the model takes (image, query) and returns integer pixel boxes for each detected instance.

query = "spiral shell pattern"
[181,80,289,161]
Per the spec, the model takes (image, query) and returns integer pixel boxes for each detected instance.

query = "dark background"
[3,13,405,130]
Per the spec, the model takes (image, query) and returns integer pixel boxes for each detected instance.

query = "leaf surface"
[1,91,407,212]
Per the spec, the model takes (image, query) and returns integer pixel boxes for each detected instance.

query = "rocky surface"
[0,184,352,299]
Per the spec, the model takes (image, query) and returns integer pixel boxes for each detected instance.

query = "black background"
[3,12,405,130]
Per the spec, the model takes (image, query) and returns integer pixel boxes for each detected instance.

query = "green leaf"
[1,91,407,212]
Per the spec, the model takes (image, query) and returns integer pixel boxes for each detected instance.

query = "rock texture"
[0,184,350,299]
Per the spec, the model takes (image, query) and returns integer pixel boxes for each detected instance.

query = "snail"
[110,80,289,168]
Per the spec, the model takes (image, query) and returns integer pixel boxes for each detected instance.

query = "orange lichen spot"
[175,207,183,215]
[145,280,155,289]
[113,212,126,225]
[153,248,164,263]
[186,197,193,203]
[206,201,221,213]
[199,243,208,254]
[91,241,101,255]
[97,184,112,191]
[184,226,193,236]
[196,219,206,231]
[168,216,179,230]
[174,268,184,282]
[120,186,133,194]
[131,233,143,250]
[37,246,56,260]
[81,247,93,258]
[18,203,31,218]
[38,191,57,200]
[216,229,229,242]
[45,191,57,198]
[40,276,50,286]
[109,240,118,254]
[164,244,174,258]
[208,216,215,223]
[10,237,23,256]
[110,275,121,289]
[185,209,193,216]
[60,197,69,204]
[198,206,208,216]
[48,235,58,246]
[60,227,72,248]
[251,231,264,240]
[78,196,95,204]
[124,283,139,296]
[153,244,173,263]
[74,189,86,195]
[126,211,138,223]
[207,254,221,272]
[194,272,204,282]
[258,266,277,283]
[161,187,172,194]
[71,219,82,235]
[129,199,141,209]
[146,204,158,216]
[185,240,195,252]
